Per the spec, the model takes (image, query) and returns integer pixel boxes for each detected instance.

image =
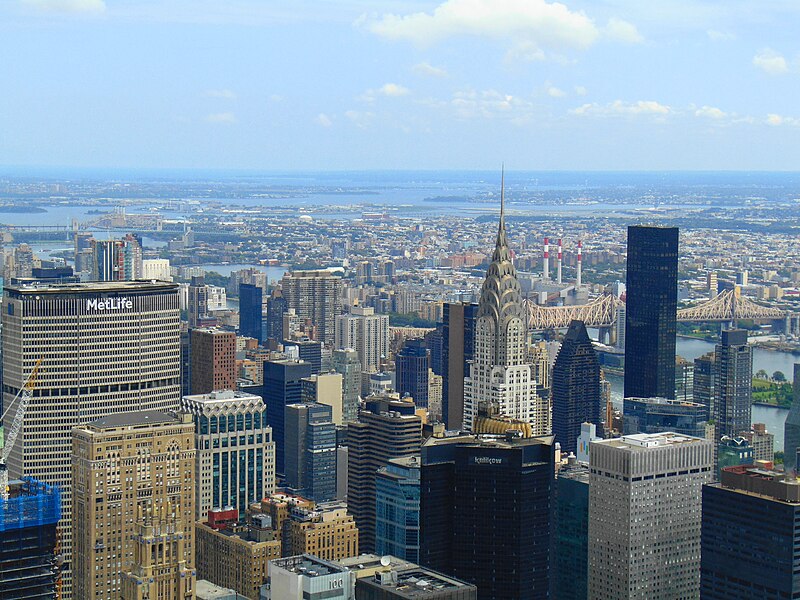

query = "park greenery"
[752,375,793,408]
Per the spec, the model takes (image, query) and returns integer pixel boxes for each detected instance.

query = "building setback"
[588,432,713,600]
[624,225,678,400]
[420,433,555,600]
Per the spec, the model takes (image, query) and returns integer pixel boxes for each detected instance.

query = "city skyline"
[1,1,800,171]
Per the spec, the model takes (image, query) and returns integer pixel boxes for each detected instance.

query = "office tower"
[675,355,694,402]
[335,305,390,373]
[701,464,800,599]
[280,269,343,345]
[142,258,172,282]
[348,397,422,553]
[90,237,142,282]
[266,555,353,600]
[463,186,546,434]
[181,390,275,520]
[428,371,443,422]
[441,302,478,430]
[426,325,444,376]
[188,275,209,327]
[420,433,555,600]
[121,507,195,600]
[265,292,287,342]
[552,460,590,600]
[263,359,313,474]
[195,509,281,599]
[283,502,359,560]
[0,478,61,600]
[623,397,707,437]
[190,328,236,394]
[785,363,800,473]
[375,455,421,563]
[72,411,195,600]
[588,432,713,600]
[739,423,774,462]
[180,326,191,396]
[552,320,601,454]
[714,329,752,438]
[396,338,430,408]
[285,402,337,502]
[706,270,718,298]
[624,225,678,399]
[284,337,323,374]
[332,348,362,423]
[239,283,263,342]
[2,281,181,599]
[302,372,344,425]
[282,309,304,341]
[13,243,34,278]
[693,351,716,421]
[614,303,626,349]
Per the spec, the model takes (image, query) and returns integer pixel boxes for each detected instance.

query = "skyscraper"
[347,396,422,553]
[622,397,707,438]
[280,269,343,346]
[701,464,800,599]
[420,433,555,599]
[375,455,421,563]
[265,291,287,342]
[714,329,752,439]
[283,337,323,374]
[624,225,678,399]
[181,390,275,519]
[552,320,601,454]
[784,363,800,474]
[332,348,362,423]
[72,411,195,600]
[188,275,210,328]
[588,432,713,600]
[239,282,263,342]
[284,402,337,502]
[441,301,478,430]
[463,179,546,434]
[335,305,389,373]
[263,359,313,474]
[693,351,716,421]
[552,460,590,600]
[396,338,430,408]
[2,281,181,599]
[190,328,236,394]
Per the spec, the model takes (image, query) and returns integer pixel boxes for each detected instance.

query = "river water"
[604,336,794,448]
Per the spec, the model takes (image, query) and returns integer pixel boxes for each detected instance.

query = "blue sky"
[1,0,800,171]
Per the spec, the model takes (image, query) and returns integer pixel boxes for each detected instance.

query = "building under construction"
[0,477,62,599]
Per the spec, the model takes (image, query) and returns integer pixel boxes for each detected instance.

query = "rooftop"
[83,410,182,430]
[183,390,262,404]
[359,567,476,598]
[598,431,706,450]
[272,554,348,578]
[5,280,178,294]
[625,396,706,408]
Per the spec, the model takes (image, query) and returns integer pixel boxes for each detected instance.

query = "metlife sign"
[86,297,133,311]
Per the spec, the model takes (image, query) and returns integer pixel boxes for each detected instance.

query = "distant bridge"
[528,289,786,330]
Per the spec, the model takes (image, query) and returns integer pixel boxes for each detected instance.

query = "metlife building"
[1,280,181,599]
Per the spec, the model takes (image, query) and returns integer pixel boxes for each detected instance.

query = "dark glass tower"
[552,462,589,600]
[396,338,430,408]
[441,302,478,429]
[552,320,601,454]
[714,329,752,438]
[420,434,555,600]
[624,225,678,399]
[265,293,287,343]
[784,363,800,474]
[239,283,263,343]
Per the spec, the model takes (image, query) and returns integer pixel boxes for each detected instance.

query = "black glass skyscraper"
[624,225,678,399]
[552,320,601,454]
[441,302,478,429]
[396,338,430,408]
[239,283,263,343]
[420,434,555,600]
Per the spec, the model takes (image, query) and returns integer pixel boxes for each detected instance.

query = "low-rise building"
[264,555,353,600]
[283,502,359,561]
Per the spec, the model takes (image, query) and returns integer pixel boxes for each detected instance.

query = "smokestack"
[543,237,550,280]
[557,238,563,284]
[577,239,582,287]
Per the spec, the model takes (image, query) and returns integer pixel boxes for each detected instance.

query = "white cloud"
[22,0,105,13]
[344,110,375,129]
[695,105,727,119]
[450,89,536,121]
[707,29,735,42]
[412,61,448,78]
[603,17,644,44]
[546,85,566,98]
[574,85,587,96]
[378,83,410,97]
[204,89,237,100]
[571,100,671,117]
[753,49,789,75]
[365,0,600,50]
[204,112,237,124]
[315,113,333,128]
[766,113,800,127]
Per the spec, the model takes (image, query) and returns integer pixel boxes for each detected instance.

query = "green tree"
[755,369,769,379]
[774,370,787,382]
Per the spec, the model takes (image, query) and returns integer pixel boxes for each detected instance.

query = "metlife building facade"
[2,280,181,599]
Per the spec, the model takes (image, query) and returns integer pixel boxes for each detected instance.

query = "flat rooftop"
[272,555,347,578]
[5,280,178,294]
[599,431,706,450]
[183,390,262,403]
[625,397,706,408]
[83,410,181,430]
[359,567,477,598]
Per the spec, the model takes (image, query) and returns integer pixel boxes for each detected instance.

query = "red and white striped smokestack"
[577,239,583,287]
[543,237,550,280]
[557,238,563,284]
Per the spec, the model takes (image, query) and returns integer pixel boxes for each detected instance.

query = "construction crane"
[0,358,43,501]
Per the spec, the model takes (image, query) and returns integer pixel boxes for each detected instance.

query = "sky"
[1,0,800,171]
